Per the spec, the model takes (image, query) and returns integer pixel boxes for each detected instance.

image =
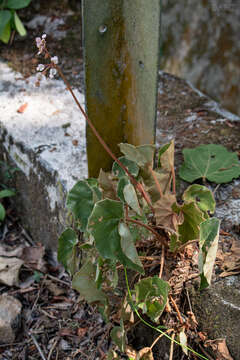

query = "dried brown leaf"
[205,338,233,360]
[154,194,179,232]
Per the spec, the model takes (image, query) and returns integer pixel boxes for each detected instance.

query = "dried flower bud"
[51,56,58,65]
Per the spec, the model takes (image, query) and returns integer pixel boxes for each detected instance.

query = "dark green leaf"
[72,261,106,303]
[183,184,215,215]
[135,276,170,322]
[119,143,155,168]
[6,0,31,9]
[112,156,139,178]
[14,11,26,36]
[199,218,220,290]
[0,189,15,199]
[0,203,6,221]
[57,228,78,275]
[67,180,95,231]
[119,222,144,274]
[179,144,240,183]
[0,10,11,43]
[88,199,124,260]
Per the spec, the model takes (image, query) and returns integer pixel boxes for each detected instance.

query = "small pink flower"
[36,64,45,71]
[49,68,57,79]
[35,34,47,55]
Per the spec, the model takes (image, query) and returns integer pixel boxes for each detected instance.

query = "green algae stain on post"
[82,0,161,177]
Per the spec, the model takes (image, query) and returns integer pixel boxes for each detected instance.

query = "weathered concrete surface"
[191,276,240,359]
[0,295,22,344]
[0,61,87,249]
[161,0,240,116]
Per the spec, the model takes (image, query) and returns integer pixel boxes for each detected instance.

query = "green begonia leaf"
[112,156,139,178]
[57,228,78,275]
[183,184,215,215]
[119,222,144,274]
[0,203,6,221]
[135,276,170,323]
[88,199,124,260]
[72,261,106,303]
[179,144,240,183]
[199,218,220,290]
[119,143,155,168]
[67,180,95,231]
[14,11,26,36]
[6,0,31,9]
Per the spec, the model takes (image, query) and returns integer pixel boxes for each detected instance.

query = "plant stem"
[126,218,168,246]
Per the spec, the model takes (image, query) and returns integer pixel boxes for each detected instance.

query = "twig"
[46,274,70,286]
[186,288,193,313]
[29,332,47,360]
[150,328,174,350]
[47,337,59,360]
[159,245,165,278]
[171,165,176,195]
[126,218,168,246]
[148,166,163,197]
[213,183,220,195]
[169,295,184,325]
[31,274,47,312]
[169,332,175,360]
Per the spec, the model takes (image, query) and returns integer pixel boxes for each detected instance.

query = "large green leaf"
[119,222,144,274]
[67,180,95,231]
[14,11,26,36]
[72,261,106,303]
[183,184,215,216]
[57,228,78,275]
[119,143,155,168]
[179,144,240,183]
[0,21,11,43]
[88,199,124,260]
[199,218,220,290]
[0,203,6,221]
[135,276,170,323]
[112,156,139,178]
[6,0,31,9]
[0,189,15,199]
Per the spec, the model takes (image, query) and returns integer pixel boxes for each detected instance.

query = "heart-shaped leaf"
[6,0,32,9]
[135,276,170,323]
[179,144,240,183]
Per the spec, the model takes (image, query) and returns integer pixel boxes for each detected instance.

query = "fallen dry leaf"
[0,256,24,286]
[17,103,28,113]
[205,338,233,360]
[219,238,240,277]
[154,193,179,232]
[58,328,74,337]
[21,244,46,271]
[77,327,87,338]
[137,347,154,360]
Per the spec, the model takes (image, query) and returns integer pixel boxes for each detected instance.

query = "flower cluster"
[35,34,59,81]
